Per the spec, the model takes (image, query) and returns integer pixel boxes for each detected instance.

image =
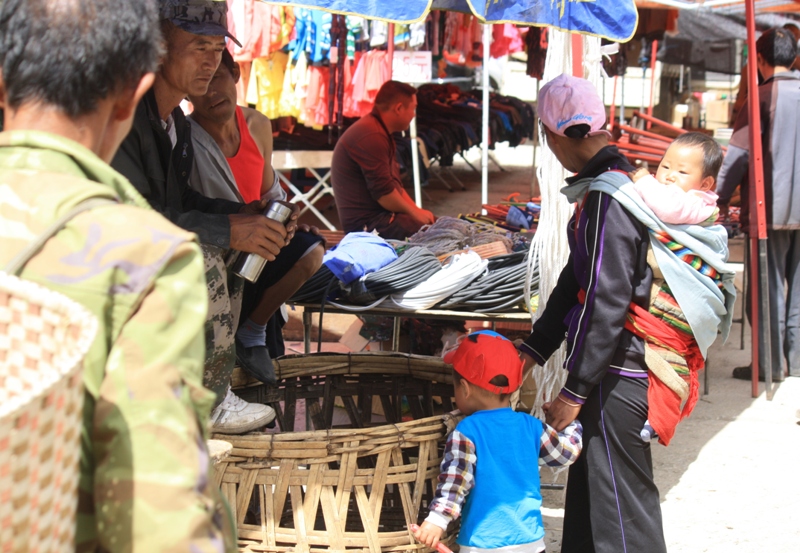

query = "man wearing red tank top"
[188,49,324,382]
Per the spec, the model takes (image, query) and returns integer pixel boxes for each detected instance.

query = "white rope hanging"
[525,31,603,418]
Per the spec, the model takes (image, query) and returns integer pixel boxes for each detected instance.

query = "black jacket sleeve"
[561,191,648,400]
[520,251,579,364]
[112,106,240,248]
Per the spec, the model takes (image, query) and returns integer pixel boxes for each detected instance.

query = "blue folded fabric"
[322,232,398,285]
[506,205,530,229]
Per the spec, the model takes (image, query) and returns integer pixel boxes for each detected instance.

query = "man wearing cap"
[518,74,668,552]
[113,0,287,433]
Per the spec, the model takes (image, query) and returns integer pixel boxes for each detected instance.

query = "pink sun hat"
[538,74,611,138]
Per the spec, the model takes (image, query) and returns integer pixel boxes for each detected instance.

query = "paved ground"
[289,145,800,552]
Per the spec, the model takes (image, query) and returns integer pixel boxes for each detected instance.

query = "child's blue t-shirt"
[456,407,545,549]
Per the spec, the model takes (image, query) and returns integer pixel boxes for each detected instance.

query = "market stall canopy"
[267,0,638,42]
[671,7,796,41]
[656,8,798,73]
[638,0,800,14]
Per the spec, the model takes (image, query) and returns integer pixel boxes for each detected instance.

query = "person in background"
[413,331,582,553]
[629,132,723,225]
[187,49,324,372]
[718,27,800,382]
[729,22,800,125]
[0,0,234,550]
[112,0,283,433]
[331,80,435,240]
[518,74,668,553]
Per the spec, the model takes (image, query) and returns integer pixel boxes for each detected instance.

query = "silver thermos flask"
[233,201,294,283]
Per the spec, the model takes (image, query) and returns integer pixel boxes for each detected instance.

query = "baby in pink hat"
[629,132,724,225]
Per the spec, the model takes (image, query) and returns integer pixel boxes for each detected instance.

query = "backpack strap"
[5,198,117,275]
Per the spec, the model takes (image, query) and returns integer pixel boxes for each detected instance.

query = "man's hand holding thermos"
[229,199,300,282]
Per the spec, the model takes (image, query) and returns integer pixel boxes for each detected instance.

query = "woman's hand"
[543,393,581,432]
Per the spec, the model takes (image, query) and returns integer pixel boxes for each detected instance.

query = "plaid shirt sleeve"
[427,430,476,526]
[539,419,583,467]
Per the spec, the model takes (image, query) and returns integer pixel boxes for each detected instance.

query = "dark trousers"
[239,231,324,358]
[561,373,666,553]
[745,229,800,377]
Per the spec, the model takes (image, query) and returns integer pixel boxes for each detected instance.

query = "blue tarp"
[269,0,638,42]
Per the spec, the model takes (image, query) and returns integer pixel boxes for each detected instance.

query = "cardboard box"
[705,99,732,127]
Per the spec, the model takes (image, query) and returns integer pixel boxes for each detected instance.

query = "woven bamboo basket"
[220,352,461,552]
[0,273,96,553]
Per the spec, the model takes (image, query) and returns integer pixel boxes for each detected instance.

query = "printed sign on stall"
[392,51,432,84]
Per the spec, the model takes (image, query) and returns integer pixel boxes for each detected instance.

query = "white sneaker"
[210,388,276,434]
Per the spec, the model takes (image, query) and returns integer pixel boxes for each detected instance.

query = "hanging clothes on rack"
[402,83,534,168]
[345,49,390,118]
[304,65,330,128]
[370,21,388,47]
[279,51,309,122]
[490,24,523,59]
[346,16,368,59]
[227,0,289,62]
[227,1,295,104]
[306,9,332,64]
[525,27,548,80]
[246,51,289,118]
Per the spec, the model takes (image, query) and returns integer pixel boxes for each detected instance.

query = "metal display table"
[291,302,532,353]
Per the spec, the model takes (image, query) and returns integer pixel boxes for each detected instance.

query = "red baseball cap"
[443,331,523,394]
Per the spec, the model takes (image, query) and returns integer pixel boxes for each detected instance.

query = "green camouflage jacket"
[0,131,236,552]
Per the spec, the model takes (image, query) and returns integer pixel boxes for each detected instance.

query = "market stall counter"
[293,302,533,353]
[287,217,540,354]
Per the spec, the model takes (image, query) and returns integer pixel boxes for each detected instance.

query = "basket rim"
[214,410,460,444]
[0,272,96,419]
[232,351,454,389]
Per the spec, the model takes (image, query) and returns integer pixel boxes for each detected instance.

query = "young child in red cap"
[412,330,583,553]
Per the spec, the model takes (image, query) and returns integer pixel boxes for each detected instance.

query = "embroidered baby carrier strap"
[576,282,702,420]
[624,298,703,403]
[5,198,117,275]
[644,247,694,379]
[650,228,725,289]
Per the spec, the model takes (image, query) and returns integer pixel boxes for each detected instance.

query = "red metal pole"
[572,33,583,77]
[745,0,772,398]
[609,76,618,132]
[388,23,395,79]
[633,110,686,136]
[647,40,658,129]
[618,124,674,144]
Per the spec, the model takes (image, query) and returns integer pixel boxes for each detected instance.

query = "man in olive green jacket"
[0,0,234,551]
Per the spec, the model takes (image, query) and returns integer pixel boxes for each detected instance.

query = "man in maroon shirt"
[331,80,435,239]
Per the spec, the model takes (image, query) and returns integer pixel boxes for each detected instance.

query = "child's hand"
[628,167,650,183]
[413,521,445,550]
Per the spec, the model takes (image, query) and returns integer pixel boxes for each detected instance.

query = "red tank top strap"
[226,106,266,203]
